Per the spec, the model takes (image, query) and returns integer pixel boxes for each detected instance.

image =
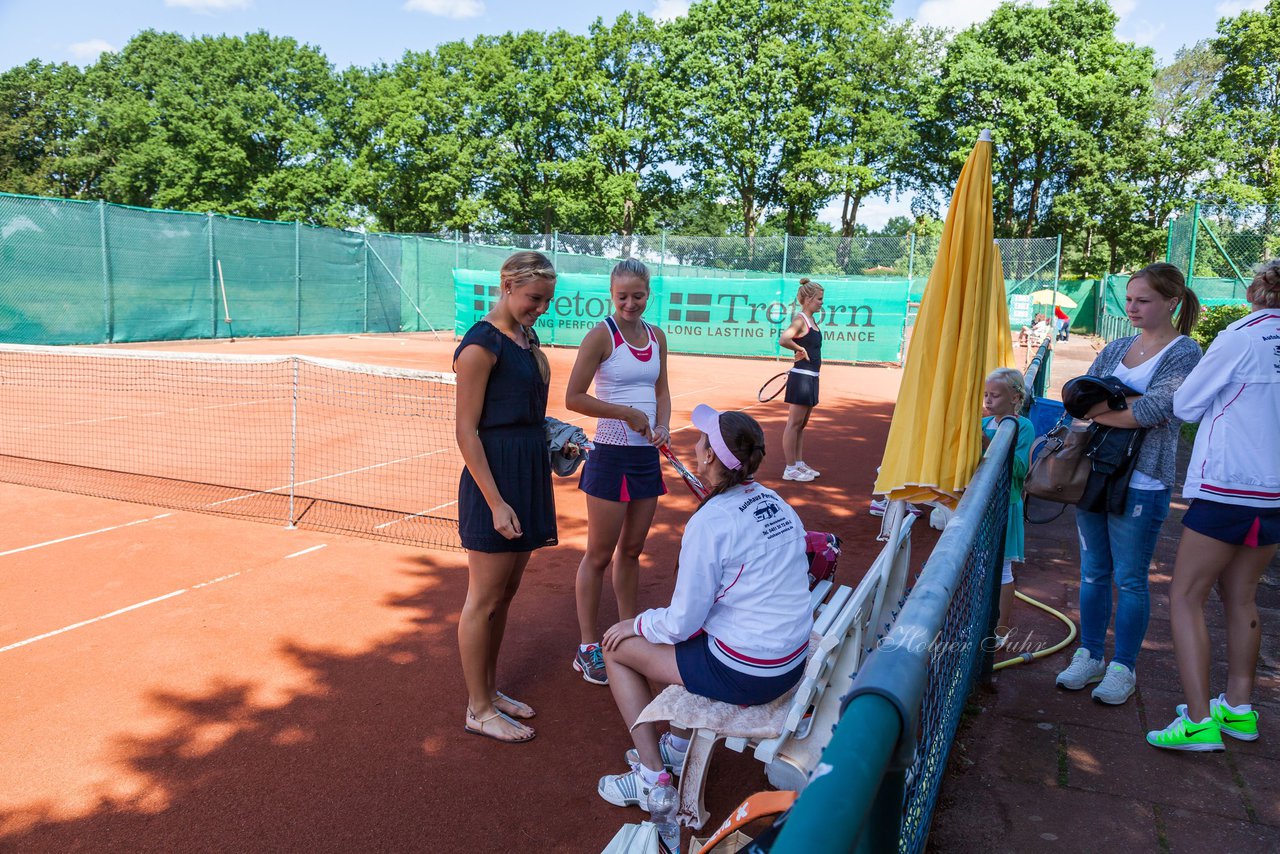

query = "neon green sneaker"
[1146,713,1225,752]
[1211,695,1260,742]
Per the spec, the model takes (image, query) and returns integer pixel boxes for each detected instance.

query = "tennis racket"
[758,370,789,403]
[660,443,708,500]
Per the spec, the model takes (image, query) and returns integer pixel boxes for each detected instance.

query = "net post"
[295,220,302,336]
[362,233,369,334]
[286,358,299,530]
[99,200,113,343]
[208,211,217,339]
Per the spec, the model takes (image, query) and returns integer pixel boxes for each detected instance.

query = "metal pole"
[1165,216,1175,264]
[208,212,217,338]
[454,228,460,270]
[1188,201,1200,285]
[362,234,369,334]
[660,230,667,277]
[294,220,302,336]
[99,200,112,343]
[781,234,789,276]
[288,359,298,529]
[907,232,916,282]
[552,230,559,268]
[416,238,423,333]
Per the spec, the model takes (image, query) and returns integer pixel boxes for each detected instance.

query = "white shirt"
[634,482,813,677]
[593,317,661,446]
[1113,336,1185,490]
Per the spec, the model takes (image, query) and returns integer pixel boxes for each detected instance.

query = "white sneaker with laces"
[597,766,657,808]
[1055,648,1106,690]
[1091,662,1136,705]
[797,462,821,477]
[625,732,687,776]
[869,498,887,516]
[783,466,815,482]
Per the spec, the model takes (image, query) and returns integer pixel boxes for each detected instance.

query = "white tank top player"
[593,316,662,446]
[564,259,672,688]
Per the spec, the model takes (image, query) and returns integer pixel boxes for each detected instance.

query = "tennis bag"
[804,531,842,589]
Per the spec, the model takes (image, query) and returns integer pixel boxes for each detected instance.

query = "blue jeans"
[1075,486,1171,669]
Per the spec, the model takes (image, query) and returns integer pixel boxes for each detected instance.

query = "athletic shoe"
[1147,713,1225,752]
[1092,663,1137,705]
[598,766,657,809]
[1176,696,1261,741]
[783,466,815,482]
[573,644,608,685]
[797,462,821,477]
[870,498,887,516]
[1055,648,1106,690]
[625,732,688,777]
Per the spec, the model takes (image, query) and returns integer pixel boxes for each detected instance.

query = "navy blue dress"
[454,321,557,552]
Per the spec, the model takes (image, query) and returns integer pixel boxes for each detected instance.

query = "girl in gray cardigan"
[1055,263,1202,705]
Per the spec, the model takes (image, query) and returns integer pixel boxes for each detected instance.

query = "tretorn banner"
[453,272,910,363]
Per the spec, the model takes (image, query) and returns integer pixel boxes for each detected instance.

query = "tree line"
[1,0,1277,277]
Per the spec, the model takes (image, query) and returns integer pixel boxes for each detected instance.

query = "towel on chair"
[632,684,796,740]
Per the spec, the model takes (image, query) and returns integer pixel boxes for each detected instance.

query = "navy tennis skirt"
[675,633,805,706]
[578,443,667,502]
[784,371,819,407]
[1183,498,1280,548]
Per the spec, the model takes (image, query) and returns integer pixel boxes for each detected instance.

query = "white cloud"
[652,0,691,22]
[1110,0,1137,19]
[163,0,250,11]
[68,38,115,62]
[912,0,1049,31]
[1214,0,1267,15]
[1127,19,1165,46]
[403,0,485,18]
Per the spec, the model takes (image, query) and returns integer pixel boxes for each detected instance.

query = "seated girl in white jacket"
[596,404,814,809]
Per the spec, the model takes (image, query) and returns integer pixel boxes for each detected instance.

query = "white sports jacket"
[1174,309,1280,509]
[634,481,813,677]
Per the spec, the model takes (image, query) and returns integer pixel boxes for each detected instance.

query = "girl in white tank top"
[564,260,671,685]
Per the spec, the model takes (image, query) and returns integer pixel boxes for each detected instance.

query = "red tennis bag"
[805,531,841,589]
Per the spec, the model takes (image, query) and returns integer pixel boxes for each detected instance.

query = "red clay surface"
[0,333,921,852]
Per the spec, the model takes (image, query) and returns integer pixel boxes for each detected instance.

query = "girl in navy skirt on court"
[565,259,671,686]
[595,406,812,808]
[454,251,558,744]
[778,277,824,482]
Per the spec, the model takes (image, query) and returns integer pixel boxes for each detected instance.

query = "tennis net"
[0,344,463,550]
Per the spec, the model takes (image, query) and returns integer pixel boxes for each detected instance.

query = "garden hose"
[993,590,1077,671]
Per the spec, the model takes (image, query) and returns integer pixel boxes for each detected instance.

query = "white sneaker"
[797,462,821,477]
[783,466,815,482]
[1055,648,1106,690]
[1091,663,1136,705]
[597,766,657,809]
[625,732,687,776]
[870,498,887,516]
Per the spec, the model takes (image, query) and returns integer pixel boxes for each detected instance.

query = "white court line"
[0,589,187,653]
[285,544,327,559]
[0,513,173,557]
[375,500,458,530]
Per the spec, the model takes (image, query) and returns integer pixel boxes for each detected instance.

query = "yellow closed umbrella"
[874,132,1013,508]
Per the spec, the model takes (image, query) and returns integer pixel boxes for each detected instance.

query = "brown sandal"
[464,708,536,744]
[493,691,535,720]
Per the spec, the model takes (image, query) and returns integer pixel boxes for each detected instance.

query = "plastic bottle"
[646,771,680,854]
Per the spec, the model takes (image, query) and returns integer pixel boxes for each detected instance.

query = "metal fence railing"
[772,419,1015,853]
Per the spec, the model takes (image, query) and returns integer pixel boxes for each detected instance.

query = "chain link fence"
[1,192,1062,345]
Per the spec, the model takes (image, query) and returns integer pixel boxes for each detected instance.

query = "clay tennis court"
[0,333,940,852]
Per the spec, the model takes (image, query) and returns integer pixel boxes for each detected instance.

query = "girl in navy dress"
[778,278,824,482]
[454,251,558,744]
[565,259,671,686]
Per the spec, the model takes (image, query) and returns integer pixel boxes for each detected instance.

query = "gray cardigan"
[1085,335,1202,489]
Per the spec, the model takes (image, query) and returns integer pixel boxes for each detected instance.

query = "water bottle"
[647,771,680,854]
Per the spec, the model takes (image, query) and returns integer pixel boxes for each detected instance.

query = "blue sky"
[0,0,1267,228]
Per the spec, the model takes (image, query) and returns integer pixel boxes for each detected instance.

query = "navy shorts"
[784,371,819,407]
[578,443,667,502]
[675,632,805,706]
[1183,498,1280,548]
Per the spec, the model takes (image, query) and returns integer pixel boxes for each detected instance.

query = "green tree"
[0,60,94,197]
[1212,0,1280,208]
[930,0,1154,251]
[83,30,355,225]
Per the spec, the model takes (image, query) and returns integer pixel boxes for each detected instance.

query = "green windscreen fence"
[453,271,911,362]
